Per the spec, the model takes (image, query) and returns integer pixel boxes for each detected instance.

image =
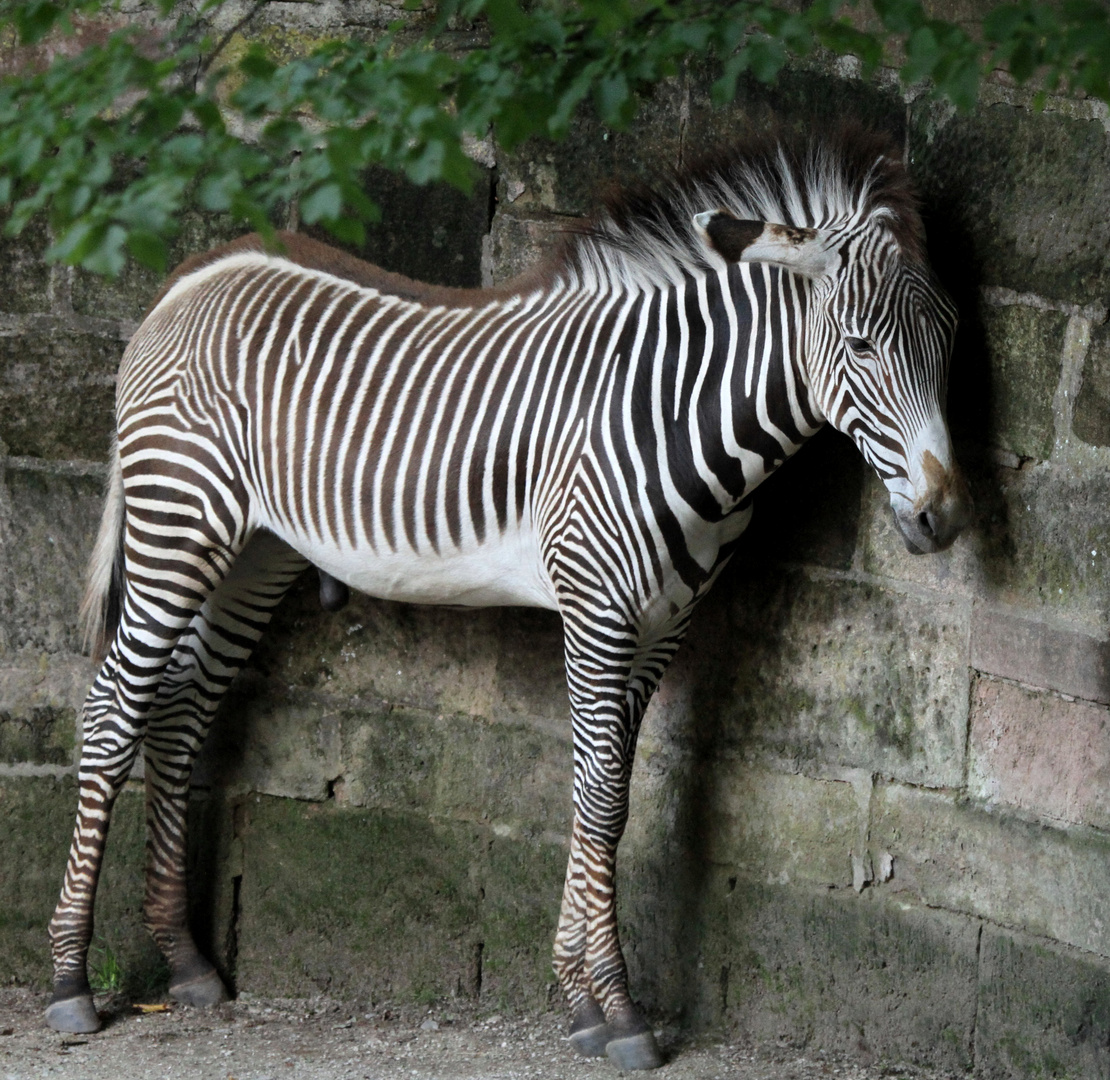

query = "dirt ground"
[0,989,963,1080]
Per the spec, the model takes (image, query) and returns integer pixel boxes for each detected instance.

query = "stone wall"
[3,5,1110,1077]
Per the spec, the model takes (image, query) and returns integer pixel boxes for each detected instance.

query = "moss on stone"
[0,705,75,765]
[0,330,120,460]
[978,303,1066,461]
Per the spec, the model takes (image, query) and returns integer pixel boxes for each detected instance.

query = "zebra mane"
[557,125,925,292]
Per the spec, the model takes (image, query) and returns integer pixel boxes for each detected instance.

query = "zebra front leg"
[553,625,684,1069]
[46,653,149,1032]
[554,612,691,1069]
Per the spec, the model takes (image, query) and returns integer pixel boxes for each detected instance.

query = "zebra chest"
[277,523,560,611]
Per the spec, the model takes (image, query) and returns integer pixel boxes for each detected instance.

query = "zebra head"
[696,209,971,554]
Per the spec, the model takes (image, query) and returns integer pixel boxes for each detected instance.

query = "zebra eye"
[845,336,875,357]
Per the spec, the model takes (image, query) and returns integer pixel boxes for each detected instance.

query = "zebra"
[45,127,971,1070]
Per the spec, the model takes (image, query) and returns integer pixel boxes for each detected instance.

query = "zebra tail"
[79,434,124,665]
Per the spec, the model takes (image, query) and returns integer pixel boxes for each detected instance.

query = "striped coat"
[47,127,970,1070]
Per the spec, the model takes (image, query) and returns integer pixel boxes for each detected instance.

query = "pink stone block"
[969,676,1110,829]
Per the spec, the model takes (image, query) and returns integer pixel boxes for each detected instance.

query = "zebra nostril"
[918,510,938,539]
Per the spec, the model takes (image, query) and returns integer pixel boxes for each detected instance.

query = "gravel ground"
[0,989,961,1080]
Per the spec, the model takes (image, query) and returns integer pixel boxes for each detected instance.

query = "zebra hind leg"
[45,663,147,1033]
[140,532,309,1007]
[46,578,224,1032]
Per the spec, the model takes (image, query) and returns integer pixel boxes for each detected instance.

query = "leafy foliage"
[0,0,1107,275]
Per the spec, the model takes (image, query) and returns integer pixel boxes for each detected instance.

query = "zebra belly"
[277,527,560,611]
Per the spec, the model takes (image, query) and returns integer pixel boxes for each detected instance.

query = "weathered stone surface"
[976,926,1110,1080]
[484,209,570,288]
[871,781,1110,957]
[0,704,74,766]
[340,705,570,836]
[235,797,563,1007]
[0,651,92,715]
[969,675,1110,830]
[977,303,1066,460]
[685,64,906,153]
[666,569,970,786]
[0,778,158,993]
[0,462,103,654]
[0,217,52,315]
[196,690,343,800]
[969,457,1110,622]
[1074,321,1110,448]
[305,166,493,289]
[497,79,686,216]
[628,755,861,890]
[971,606,1110,704]
[254,577,569,739]
[0,328,120,460]
[696,879,978,1069]
[910,101,1110,305]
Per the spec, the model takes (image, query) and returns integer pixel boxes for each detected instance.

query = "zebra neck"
[603,265,822,529]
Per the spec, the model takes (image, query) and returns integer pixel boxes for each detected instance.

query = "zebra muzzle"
[892,455,973,555]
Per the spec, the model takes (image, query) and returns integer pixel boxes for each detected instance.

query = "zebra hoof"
[568,1021,610,1057]
[169,969,229,1008]
[606,1030,664,1071]
[568,998,609,1057]
[45,994,101,1034]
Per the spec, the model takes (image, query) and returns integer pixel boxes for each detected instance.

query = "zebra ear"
[693,210,835,278]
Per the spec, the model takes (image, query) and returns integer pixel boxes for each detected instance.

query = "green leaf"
[300,183,343,225]
[126,229,169,273]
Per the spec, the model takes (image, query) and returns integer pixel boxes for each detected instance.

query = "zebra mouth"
[891,497,969,555]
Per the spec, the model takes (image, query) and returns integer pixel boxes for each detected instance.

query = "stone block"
[969,675,1110,830]
[978,303,1066,461]
[0,704,74,767]
[195,690,343,801]
[668,569,969,787]
[234,796,565,1003]
[484,208,571,287]
[0,216,52,315]
[0,461,103,654]
[713,880,979,1069]
[971,607,1110,704]
[1074,321,1110,448]
[871,781,1110,957]
[253,576,569,738]
[0,777,159,994]
[304,166,493,290]
[0,652,93,730]
[0,326,121,460]
[910,101,1110,306]
[976,926,1110,1080]
[699,762,859,889]
[478,835,565,1008]
[339,705,571,836]
[968,457,1110,623]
